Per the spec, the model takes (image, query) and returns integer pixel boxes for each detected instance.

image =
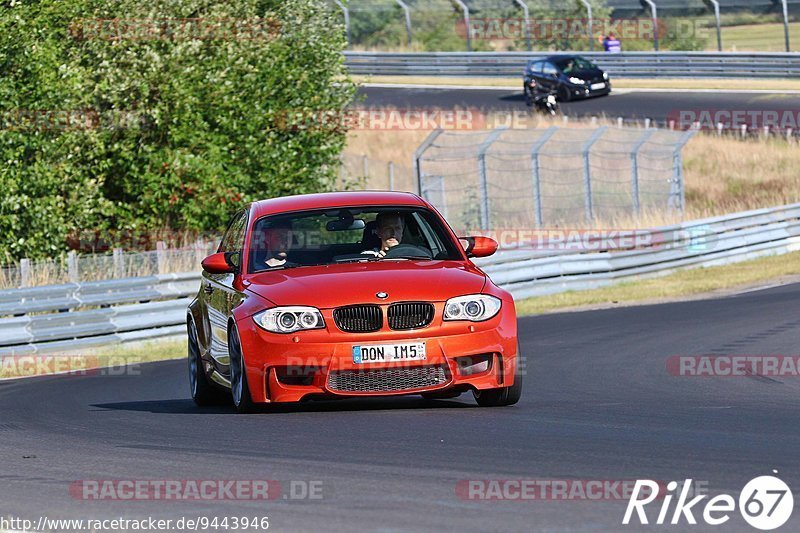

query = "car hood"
[244,260,486,308]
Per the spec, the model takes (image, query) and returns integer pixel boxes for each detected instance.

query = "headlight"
[253,306,325,333]
[443,295,501,322]
[603,72,609,80]
[568,77,585,85]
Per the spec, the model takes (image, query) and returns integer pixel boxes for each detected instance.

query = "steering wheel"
[383,244,433,260]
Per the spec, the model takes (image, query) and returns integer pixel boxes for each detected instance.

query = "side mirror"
[460,236,498,258]
[201,252,239,274]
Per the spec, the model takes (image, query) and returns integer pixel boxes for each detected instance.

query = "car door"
[205,209,248,371]
[540,61,560,94]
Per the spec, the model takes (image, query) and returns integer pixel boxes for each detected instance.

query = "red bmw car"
[187,191,522,413]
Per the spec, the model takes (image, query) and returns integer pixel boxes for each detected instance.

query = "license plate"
[353,342,426,364]
[590,82,606,91]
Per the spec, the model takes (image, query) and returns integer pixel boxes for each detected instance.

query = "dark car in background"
[523,55,611,102]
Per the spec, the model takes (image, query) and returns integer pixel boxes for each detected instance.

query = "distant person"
[602,33,621,53]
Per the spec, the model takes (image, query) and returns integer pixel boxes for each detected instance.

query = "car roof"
[249,190,427,218]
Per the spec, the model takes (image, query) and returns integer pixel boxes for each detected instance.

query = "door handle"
[203,283,214,295]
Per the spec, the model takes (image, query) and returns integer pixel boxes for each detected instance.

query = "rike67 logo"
[623,475,793,530]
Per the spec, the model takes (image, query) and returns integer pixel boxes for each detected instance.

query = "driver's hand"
[377,246,388,258]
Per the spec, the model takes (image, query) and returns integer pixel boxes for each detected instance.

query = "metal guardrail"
[344,51,800,78]
[1,202,799,355]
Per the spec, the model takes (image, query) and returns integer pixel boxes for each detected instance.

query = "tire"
[557,85,571,102]
[228,324,259,414]
[473,357,523,407]
[523,85,533,107]
[188,320,228,406]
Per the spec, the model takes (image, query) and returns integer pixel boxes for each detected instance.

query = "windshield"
[248,206,463,273]
[553,56,596,73]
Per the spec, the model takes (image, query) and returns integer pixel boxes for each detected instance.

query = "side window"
[530,61,543,73]
[542,62,558,76]
[218,210,248,253]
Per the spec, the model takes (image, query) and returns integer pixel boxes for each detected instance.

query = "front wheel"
[473,357,523,407]
[188,320,228,406]
[229,324,259,414]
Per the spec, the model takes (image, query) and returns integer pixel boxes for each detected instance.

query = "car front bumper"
[236,306,518,403]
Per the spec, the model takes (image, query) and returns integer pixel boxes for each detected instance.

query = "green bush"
[0,0,355,260]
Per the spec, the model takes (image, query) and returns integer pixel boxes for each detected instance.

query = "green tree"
[0,0,356,259]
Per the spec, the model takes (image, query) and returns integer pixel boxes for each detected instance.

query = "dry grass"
[353,75,800,92]
[515,250,800,316]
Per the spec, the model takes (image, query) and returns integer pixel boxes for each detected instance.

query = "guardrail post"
[20,258,30,288]
[67,251,79,283]
[630,130,656,217]
[477,128,507,230]
[388,161,395,191]
[643,0,659,51]
[514,0,532,51]
[113,248,124,278]
[581,127,608,223]
[530,126,558,227]
[670,130,696,214]
[709,0,722,51]
[413,128,443,196]
[394,0,413,46]
[156,241,167,275]
[452,0,471,51]
[332,0,350,46]
[782,0,791,52]
[579,0,594,52]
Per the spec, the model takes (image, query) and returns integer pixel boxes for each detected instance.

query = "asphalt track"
[358,86,800,124]
[2,282,800,531]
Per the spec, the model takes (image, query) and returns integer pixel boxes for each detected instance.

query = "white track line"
[361,82,799,95]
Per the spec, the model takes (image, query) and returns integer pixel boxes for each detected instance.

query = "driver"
[259,220,297,269]
[362,212,404,258]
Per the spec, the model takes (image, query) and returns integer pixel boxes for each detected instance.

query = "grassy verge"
[515,250,800,316]
[718,22,800,53]
[0,338,185,379]
[354,75,800,92]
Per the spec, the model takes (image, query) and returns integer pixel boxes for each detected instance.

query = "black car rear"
[523,55,611,102]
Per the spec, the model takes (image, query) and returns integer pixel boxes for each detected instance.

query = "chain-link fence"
[333,0,800,52]
[414,125,694,229]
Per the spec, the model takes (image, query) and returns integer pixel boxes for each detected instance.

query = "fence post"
[782,0,791,52]
[20,258,30,288]
[452,0,471,51]
[67,251,79,283]
[709,0,722,51]
[529,126,558,228]
[394,0,413,46]
[195,239,207,267]
[643,0,659,51]
[413,128,443,196]
[113,248,124,278]
[514,0,531,51]
[579,0,594,52]
[477,128,507,230]
[156,241,167,275]
[670,130,696,214]
[581,127,608,224]
[630,130,656,217]
[388,161,395,191]
[332,0,350,46]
